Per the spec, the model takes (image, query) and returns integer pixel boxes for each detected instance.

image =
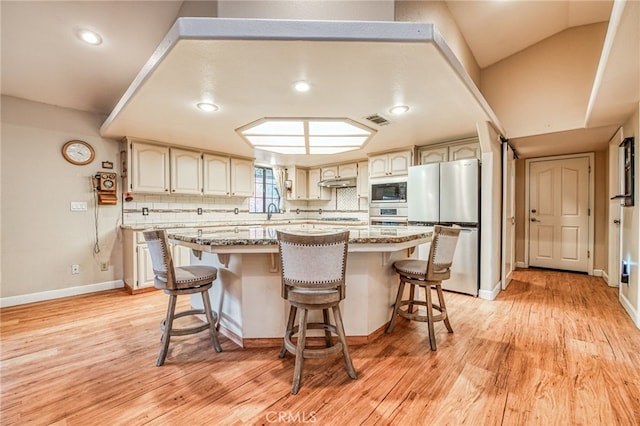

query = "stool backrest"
[277,231,349,300]
[142,229,176,290]
[426,225,461,282]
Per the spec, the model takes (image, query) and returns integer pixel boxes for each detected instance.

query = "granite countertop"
[167,224,433,247]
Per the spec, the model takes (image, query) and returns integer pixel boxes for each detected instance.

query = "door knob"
[614,219,620,224]
[531,209,537,213]
[531,218,538,222]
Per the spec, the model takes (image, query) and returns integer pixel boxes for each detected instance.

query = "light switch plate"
[70,201,88,211]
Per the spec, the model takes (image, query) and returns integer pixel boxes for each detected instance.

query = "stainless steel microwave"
[370,177,407,204]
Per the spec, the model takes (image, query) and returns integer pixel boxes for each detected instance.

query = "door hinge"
[588,165,591,173]
[588,250,591,258]
[588,208,591,216]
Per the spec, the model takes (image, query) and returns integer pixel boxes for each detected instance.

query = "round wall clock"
[62,140,95,165]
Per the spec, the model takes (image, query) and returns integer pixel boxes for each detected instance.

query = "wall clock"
[62,140,95,165]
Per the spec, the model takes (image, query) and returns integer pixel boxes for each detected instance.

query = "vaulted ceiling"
[1,1,637,163]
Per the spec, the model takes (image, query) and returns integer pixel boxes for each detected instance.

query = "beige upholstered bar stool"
[143,229,222,366]
[386,225,461,351]
[277,230,357,395]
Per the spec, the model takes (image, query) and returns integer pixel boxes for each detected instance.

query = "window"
[250,166,280,213]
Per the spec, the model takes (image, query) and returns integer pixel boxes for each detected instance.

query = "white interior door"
[608,129,624,286]
[501,143,516,289]
[528,156,590,272]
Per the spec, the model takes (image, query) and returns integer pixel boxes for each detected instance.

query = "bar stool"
[143,229,222,366]
[277,230,357,394]
[386,225,461,351]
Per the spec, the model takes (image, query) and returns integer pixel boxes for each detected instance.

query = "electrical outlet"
[71,264,80,274]
[100,262,109,271]
[142,207,149,216]
[197,207,203,215]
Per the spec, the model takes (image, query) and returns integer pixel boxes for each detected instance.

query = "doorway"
[525,153,594,274]
[608,128,624,286]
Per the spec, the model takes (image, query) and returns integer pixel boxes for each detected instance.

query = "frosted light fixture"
[237,118,375,155]
[389,105,410,115]
[197,102,219,112]
[77,29,103,45]
[293,81,311,92]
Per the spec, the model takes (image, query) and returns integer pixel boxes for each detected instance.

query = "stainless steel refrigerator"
[408,159,479,296]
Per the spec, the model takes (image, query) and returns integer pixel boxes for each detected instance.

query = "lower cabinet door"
[136,245,156,289]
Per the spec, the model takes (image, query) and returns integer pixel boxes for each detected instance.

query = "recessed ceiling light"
[76,29,103,46]
[197,102,219,112]
[293,81,311,92]
[389,105,410,115]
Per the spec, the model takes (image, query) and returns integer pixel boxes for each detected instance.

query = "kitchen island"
[167,224,432,347]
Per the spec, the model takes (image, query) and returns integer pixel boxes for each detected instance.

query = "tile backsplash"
[122,188,368,226]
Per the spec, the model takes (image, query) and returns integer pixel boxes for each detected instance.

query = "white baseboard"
[619,291,640,329]
[0,280,125,308]
[478,279,501,301]
[515,261,527,269]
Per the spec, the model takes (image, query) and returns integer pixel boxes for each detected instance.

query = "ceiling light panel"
[237,117,375,155]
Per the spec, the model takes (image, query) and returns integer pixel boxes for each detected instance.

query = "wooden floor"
[2,269,639,425]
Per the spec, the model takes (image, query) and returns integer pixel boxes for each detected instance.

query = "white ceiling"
[2,0,636,164]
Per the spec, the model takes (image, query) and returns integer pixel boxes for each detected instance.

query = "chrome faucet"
[267,202,279,221]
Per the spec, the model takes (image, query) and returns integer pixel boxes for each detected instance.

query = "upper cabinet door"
[338,162,358,179]
[230,158,254,197]
[357,161,368,198]
[420,146,449,164]
[203,154,230,196]
[130,142,170,193]
[449,142,481,161]
[170,148,202,194]
[369,155,389,178]
[388,151,411,175]
[321,166,338,180]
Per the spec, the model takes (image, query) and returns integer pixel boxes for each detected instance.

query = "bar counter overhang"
[167,224,432,347]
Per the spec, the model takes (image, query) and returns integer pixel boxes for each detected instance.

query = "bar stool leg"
[424,284,437,351]
[435,284,453,333]
[291,308,308,395]
[333,305,357,379]
[201,290,222,353]
[386,279,406,333]
[280,305,297,358]
[157,293,177,366]
[322,309,333,347]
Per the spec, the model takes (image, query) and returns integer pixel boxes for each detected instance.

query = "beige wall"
[394,0,480,86]
[481,23,607,139]
[1,96,123,299]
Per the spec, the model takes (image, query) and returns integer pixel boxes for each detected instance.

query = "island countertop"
[167,224,433,253]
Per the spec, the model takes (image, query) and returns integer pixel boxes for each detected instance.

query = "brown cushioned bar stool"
[277,230,357,395]
[143,229,222,366]
[386,225,461,351]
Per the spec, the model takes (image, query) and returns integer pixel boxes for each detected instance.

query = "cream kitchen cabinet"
[123,230,190,293]
[203,153,230,196]
[308,168,330,200]
[418,140,481,165]
[230,157,255,197]
[369,150,412,178]
[321,162,358,180]
[449,141,481,161]
[288,167,308,200]
[203,155,254,197]
[170,148,202,194]
[419,146,449,164]
[127,141,170,193]
[357,161,369,198]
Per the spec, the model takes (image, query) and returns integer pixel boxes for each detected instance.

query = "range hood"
[319,178,357,188]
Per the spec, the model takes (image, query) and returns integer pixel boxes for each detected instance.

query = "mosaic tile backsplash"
[122,187,367,226]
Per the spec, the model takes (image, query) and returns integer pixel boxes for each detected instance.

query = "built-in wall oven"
[369,177,408,226]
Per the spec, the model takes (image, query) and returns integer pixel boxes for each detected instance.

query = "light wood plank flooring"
[2,269,639,425]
